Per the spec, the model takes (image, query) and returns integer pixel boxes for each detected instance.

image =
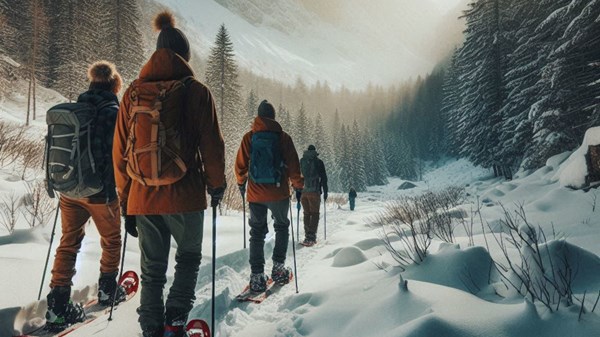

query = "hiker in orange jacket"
[235,100,303,292]
[112,11,225,337]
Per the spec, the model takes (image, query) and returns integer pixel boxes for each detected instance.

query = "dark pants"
[136,212,204,331]
[301,192,321,241]
[248,198,290,274]
[350,197,356,211]
[51,196,121,288]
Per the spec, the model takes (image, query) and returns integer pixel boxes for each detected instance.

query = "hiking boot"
[249,273,269,293]
[142,327,164,337]
[301,239,316,247]
[164,307,188,337]
[98,272,126,306]
[45,286,86,331]
[271,262,291,285]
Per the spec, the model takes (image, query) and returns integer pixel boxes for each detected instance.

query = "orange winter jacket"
[113,49,226,215]
[235,117,304,203]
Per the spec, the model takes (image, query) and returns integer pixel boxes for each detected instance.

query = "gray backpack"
[45,101,115,198]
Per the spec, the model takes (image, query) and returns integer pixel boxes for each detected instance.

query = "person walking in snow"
[112,11,226,337]
[44,61,124,330]
[299,145,328,246]
[349,187,357,211]
[235,100,304,293]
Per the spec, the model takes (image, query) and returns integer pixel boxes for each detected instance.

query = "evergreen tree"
[206,24,242,125]
[246,89,258,117]
[523,0,600,169]
[348,120,367,191]
[101,0,145,86]
[294,103,310,151]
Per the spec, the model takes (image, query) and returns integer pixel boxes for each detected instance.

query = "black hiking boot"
[271,262,291,285]
[98,271,126,306]
[249,273,269,293]
[164,307,188,337]
[142,327,164,337]
[45,286,86,331]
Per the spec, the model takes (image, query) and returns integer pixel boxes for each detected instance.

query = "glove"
[238,182,246,197]
[121,205,138,237]
[124,215,138,237]
[208,185,226,208]
[295,189,302,202]
[323,192,328,201]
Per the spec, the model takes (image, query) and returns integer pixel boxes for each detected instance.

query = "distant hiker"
[44,61,123,330]
[235,99,304,293]
[299,144,328,246]
[112,11,226,337]
[349,187,357,211]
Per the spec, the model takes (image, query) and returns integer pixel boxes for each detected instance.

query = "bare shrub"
[0,191,20,234]
[22,181,55,228]
[376,186,467,270]
[377,197,432,270]
[19,138,44,179]
[488,204,579,312]
[0,124,28,166]
[327,193,348,209]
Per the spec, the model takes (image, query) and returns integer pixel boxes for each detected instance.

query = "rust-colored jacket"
[235,117,304,203]
[113,49,225,215]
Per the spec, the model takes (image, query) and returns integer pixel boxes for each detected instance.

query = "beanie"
[87,61,122,95]
[308,145,316,151]
[257,100,275,119]
[154,11,191,61]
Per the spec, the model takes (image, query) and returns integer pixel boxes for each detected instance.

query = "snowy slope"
[152,0,464,89]
[3,156,600,337]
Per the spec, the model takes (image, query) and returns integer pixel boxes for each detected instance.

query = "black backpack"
[249,131,284,186]
[301,156,320,192]
[45,100,116,198]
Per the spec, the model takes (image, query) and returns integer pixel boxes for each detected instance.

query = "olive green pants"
[136,212,204,331]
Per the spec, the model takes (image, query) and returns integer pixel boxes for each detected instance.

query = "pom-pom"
[153,11,175,31]
[88,61,116,83]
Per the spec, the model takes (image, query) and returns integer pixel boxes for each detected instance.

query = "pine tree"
[246,89,258,117]
[294,103,310,151]
[522,0,599,169]
[348,120,367,191]
[101,0,145,86]
[205,24,242,125]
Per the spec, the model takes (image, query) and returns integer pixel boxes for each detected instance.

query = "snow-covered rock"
[556,127,600,188]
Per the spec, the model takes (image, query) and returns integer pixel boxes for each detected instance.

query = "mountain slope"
[153,0,465,89]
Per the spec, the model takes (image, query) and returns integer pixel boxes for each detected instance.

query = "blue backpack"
[249,131,284,186]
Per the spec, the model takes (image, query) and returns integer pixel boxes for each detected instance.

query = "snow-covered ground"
[2,149,600,336]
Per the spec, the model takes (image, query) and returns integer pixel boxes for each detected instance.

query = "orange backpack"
[124,77,194,186]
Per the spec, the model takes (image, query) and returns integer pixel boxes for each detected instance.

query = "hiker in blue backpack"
[235,100,304,293]
[299,145,328,246]
[349,187,357,211]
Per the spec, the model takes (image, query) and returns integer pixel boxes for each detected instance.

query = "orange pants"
[50,196,121,288]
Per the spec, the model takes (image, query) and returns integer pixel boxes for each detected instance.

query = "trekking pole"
[109,230,129,321]
[242,193,247,249]
[288,198,299,293]
[38,201,60,300]
[323,197,327,241]
[211,205,217,335]
[296,201,301,242]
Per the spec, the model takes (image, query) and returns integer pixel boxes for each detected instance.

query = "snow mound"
[331,246,368,267]
[402,244,493,294]
[541,240,600,293]
[557,127,600,188]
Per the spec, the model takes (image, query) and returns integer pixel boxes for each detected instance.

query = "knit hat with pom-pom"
[154,11,190,61]
[87,61,122,94]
